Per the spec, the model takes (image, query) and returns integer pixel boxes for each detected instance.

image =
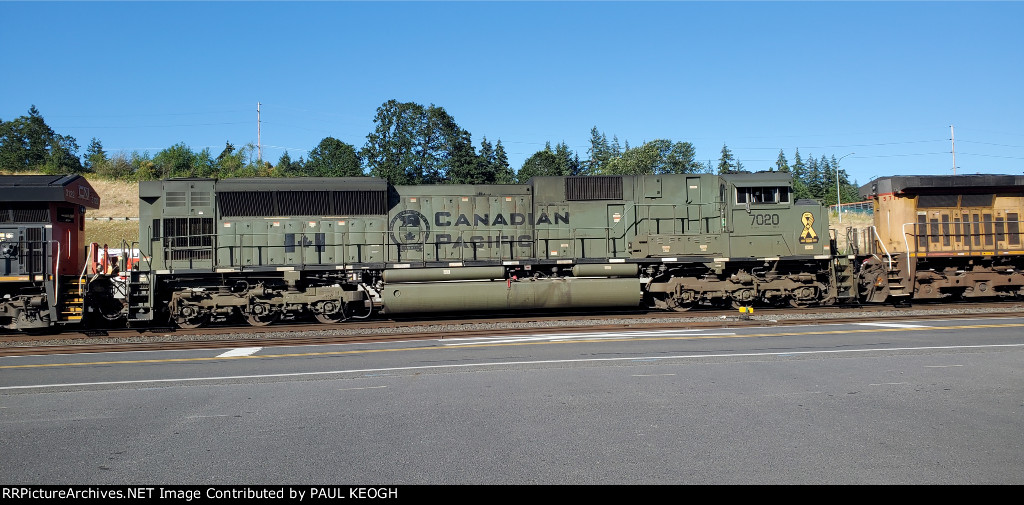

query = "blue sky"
[2,1,1022,189]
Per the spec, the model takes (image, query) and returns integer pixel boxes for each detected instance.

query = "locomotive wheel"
[666,298,693,312]
[731,300,754,310]
[247,311,280,327]
[174,305,209,329]
[174,312,209,329]
[788,298,812,308]
[314,299,349,324]
[245,303,280,327]
[315,311,346,324]
[313,307,350,323]
[662,289,698,312]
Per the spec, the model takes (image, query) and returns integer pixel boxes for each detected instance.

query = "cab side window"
[736,187,789,204]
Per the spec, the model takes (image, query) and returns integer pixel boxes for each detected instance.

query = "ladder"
[833,255,858,303]
[126,270,153,325]
[57,279,85,323]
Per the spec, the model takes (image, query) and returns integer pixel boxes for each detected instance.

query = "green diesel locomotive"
[124,172,842,328]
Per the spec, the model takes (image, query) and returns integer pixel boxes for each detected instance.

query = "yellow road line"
[2,322,1024,370]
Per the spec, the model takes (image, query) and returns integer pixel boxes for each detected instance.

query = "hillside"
[80,177,139,247]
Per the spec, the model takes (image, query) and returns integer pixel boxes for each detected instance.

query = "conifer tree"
[717,144,736,174]
[83,138,106,173]
[586,127,612,174]
[493,140,514,184]
[775,149,789,173]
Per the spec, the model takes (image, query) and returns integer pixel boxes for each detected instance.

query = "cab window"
[736,186,789,204]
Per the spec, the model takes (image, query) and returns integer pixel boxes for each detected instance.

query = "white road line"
[443,330,737,346]
[339,385,388,391]
[6,343,1022,391]
[856,323,929,328]
[216,347,262,358]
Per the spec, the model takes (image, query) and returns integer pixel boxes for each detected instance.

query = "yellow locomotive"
[856,175,1024,303]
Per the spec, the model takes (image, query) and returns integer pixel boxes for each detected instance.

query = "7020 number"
[751,213,780,226]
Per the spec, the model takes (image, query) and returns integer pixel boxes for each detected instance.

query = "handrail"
[51,239,60,302]
[870,226,892,271]
[78,242,95,298]
[901,223,913,276]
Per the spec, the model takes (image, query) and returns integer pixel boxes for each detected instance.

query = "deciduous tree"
[306,137,362,177]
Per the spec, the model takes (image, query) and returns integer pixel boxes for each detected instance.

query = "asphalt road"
[2,316,1023,485]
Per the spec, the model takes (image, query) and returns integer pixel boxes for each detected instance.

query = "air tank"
[382,266,506,283]
[381,277,641,314]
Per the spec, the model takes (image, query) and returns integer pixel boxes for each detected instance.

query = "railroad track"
[3,301,1023,357]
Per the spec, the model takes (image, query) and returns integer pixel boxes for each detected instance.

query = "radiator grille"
[218,190,387,216]
[565,176,623,201]
[278,191,331,216]
[218,191,274,217]
[334,190,388,215]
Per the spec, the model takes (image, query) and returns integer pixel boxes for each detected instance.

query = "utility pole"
[257,102,262,163]
[836,152,854,224]
[950,125,956,175]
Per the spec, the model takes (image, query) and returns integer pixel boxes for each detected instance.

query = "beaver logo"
[390,210,430,250]
[799,211,818,244]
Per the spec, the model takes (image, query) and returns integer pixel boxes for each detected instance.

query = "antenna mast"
[258,102,262,163]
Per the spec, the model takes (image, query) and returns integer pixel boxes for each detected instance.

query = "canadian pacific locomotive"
[2,171,1022,332]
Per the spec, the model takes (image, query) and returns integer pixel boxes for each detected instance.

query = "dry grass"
[83,177,141,246]
[829,211,875,253]
[86,220,139,248]
[86,178,138,218]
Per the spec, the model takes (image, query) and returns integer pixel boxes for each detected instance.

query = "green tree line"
[1,103,860,203]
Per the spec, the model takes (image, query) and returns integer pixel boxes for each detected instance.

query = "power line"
[46,110,249,118]
[737,139,946,150]
[54,122,247,129]
[958,152,1024,160]
[958,140,1024,149]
